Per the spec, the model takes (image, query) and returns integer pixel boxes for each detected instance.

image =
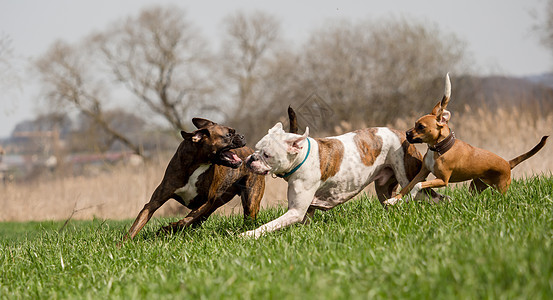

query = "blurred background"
[1,0,552,222]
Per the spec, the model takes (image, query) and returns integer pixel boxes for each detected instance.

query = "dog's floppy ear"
[181,130,193,140]
[192,118,216,129]
[285,127,309,154]
[269,122,284,134]
[432,73,452,118]
[181,129,210,142]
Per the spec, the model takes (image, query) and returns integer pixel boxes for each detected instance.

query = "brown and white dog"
[121,118,265,243]
[242,117,443,238]
[384,74,548,206]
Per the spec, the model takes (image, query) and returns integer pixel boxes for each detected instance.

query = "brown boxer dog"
[384,74,548,206]
[121,118,265,243]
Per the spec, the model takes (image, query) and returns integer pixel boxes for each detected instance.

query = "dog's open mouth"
[217,149,243,168]
[245,155,271,175]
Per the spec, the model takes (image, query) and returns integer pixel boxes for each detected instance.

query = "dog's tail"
[509,136,549,169]
[288,106,299,134]
[432,73,452,116]
[442,72,451,109]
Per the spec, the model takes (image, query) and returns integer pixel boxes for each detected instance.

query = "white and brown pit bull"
[242,122,443,238]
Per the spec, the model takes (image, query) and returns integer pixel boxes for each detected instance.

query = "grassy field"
[1,176,552,299]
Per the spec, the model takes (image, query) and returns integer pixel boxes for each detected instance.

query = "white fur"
[409,182,423,199]
[242,126,414,238]
[173,164,210,205]
[424,150,436,173]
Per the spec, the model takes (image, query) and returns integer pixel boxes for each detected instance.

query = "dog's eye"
[263,153,270,159]
[417,124,425,131]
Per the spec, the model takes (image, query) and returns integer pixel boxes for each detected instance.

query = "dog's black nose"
[233,134,246,147]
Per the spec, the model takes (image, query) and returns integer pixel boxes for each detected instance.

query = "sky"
[0,0,551,138]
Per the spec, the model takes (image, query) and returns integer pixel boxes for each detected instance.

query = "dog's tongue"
[230,152,241,162]
[224,151,242,163]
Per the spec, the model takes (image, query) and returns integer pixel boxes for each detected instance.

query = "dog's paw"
[158,223,180,235]
[436,194,452,204]
[239,230,260,239]
[383,197,399,207]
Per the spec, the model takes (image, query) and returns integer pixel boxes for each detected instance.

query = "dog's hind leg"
[374,167,398,206]
[469,178,489,194]
[478,171,511,195]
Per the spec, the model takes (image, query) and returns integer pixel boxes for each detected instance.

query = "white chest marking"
[174,164,210,205]
[424,151,436,173]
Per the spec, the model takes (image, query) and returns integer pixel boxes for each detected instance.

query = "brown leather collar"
[428,131,456,156]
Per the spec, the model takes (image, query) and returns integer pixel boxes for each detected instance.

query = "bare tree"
[91,5,218,132]
[281,17,470,131]
[35,41,144,156]
[36,6,222,158]
[220,11,282,128]
[72,109,146,153]
[538,0,553,64]
[0,34,22,104]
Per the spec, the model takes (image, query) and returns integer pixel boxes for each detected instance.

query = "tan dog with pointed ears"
[384,74,548,206]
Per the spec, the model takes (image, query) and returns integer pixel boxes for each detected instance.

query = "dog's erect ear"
[431,100,442,116]
[182,129,210,142]
[285,127,309,154]
[268,122,284,134]
[437,110,451,126]
[303,126,310,137]
[288,106,298,134]
[192,118,216,129]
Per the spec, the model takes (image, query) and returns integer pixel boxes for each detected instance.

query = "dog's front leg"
[384,167,430,206]
[241,183,318,238]
[406,178,448,199]
[122,185,171,243]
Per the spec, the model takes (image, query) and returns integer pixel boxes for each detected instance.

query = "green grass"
[1,176,553,299]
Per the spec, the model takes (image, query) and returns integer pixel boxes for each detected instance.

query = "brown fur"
[121,119,265,244]
[316,138,344,181]
[286,107,443,206]
[159,147,264,230]
[353,128,382,167]
[397,131,424,180]
[392,75,548,203]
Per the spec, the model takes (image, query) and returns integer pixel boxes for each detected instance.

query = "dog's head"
[406,73,452,145]
[180,118,246,168]
[245,122,309,176]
